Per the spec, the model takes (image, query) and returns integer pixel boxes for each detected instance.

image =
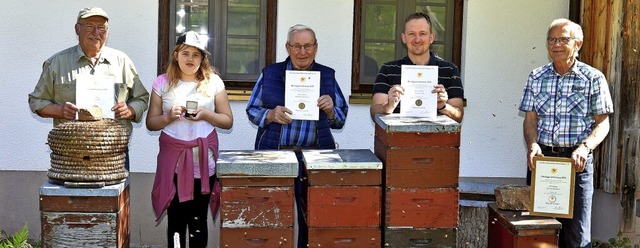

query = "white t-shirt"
[152,73,225,178]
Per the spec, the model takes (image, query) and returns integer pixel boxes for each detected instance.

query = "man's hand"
[112,102,135,120]
[433,84,448,110]
[267,106,293,125]
[572,145,590,172]
[388,85,404,106]
[527,143,543,171]
[317,95,335,119]
[61,102,78,120]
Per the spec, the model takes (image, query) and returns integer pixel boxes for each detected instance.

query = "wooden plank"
[40,186,129,213]
[41,212,119,248]
[308,227,380,247]
[220,228,293,248]
[375,124,461,147]
[220,186,294,228]
[307,169,381,186]
[376,138,459,188]
[307,186,381,227]
[385,188,459,228]
[384,227,457,248]
[220,177,293,187]
[620,0,640,232]
[621,129,640,232]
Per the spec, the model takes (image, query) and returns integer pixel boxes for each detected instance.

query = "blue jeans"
[527,154,593,248]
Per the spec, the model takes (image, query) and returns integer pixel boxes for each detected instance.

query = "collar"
[402,52,440,66]
[73,45,112,65]
[547,60,588,81]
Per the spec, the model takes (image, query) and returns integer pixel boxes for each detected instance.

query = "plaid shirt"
[519,61,613,147]
[246,61,348,147]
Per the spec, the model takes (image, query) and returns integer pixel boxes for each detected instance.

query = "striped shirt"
[519,61,613,147]
[372,53,464,113]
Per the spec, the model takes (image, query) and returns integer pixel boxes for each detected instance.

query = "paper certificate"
[285,70,320,120]
[400,65,438,118]
[530,156,575,218]
[75,75,115,119]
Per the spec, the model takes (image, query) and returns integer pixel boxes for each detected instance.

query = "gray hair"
[548,18,583,58]
[548,18,584,41]
[287,24,317,44]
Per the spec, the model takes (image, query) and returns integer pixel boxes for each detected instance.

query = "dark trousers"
[167,176,214,248]
[293,150,308,248]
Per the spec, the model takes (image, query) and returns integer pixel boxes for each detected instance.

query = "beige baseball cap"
[77,7,109,21]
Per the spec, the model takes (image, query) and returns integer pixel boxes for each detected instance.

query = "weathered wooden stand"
[39,180,130,248]
[216,150,298,247]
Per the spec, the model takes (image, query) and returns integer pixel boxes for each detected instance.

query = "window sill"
[227,89,252,101]
[349,93,372,104]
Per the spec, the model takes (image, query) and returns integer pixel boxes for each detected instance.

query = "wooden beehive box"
[304,149,382,186]
[39,181,130,248]
[308,227,380,247]
[217,150,298,228]
[373,114,461,148]
[384,227,457,248]
[487,203,560,248]
[303,149,382,228]
[220,227,293,248]
[385,187,459,228]
[307,186,381,227]
[373,114,461,188]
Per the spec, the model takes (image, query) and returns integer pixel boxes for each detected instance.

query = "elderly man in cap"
[29,7,149,170]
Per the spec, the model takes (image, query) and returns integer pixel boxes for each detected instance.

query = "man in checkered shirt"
[519,18,613,248]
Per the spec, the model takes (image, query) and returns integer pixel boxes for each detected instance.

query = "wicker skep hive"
[47,119,130,187]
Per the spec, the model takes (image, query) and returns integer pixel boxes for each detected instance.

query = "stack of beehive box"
[374,114,461,247]
[303,149,383,247]
[216,150,298,247]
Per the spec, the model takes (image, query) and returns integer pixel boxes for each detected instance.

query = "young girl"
[147,31,233,248]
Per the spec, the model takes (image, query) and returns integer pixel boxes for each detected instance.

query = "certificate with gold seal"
[400,65,437,118]
[285,70,320,120]
[75,75,115,119]
[530,156,575,218]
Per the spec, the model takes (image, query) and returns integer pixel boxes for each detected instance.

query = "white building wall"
[460,0,569,176]
[2,0,568,178]
[5,0,624,245]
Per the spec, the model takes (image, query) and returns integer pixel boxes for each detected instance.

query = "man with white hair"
[519,18,613,248]
[29,7,149,170]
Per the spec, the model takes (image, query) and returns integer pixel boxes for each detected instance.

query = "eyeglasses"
[288,43,316,53]
[547,36,575,45]
[78,23,109,33]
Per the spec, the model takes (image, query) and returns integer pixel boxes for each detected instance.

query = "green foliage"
[608,232,640,248]
[0,224,32,248]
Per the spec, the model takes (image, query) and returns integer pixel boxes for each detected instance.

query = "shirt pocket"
[567,91,587,116]
[533,92,552,115]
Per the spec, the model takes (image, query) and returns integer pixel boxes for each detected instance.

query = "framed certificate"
[530,156,575,218]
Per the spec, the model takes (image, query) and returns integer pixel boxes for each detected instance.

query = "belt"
[539,144,575,157]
